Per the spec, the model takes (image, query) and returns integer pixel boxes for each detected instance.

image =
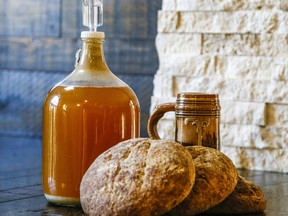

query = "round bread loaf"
[205,175,267,214]
[169,146,238,216]
[80,138,196,216]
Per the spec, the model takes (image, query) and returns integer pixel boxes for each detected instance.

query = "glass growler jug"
[42,0,140,206]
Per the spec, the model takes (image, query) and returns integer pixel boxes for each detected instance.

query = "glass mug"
[148,92,221,150]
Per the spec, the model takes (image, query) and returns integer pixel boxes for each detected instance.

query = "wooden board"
[0,38,78,72]
[95,0,161,39]
[0,0,162,138]
[0,0,61,37]
[0,37,158,74]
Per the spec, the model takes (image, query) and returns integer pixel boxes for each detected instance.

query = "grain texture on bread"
[169,146,238,216]
[205,175,267,214]
[80,138,196,216]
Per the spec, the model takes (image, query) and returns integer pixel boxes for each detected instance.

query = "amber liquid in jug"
[42,32,140,205]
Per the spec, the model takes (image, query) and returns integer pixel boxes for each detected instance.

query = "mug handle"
[147,103,175,139]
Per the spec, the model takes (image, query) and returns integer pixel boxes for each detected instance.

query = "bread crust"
[80,138,196,216]
[205,175,267,214]
[169,146,238,216]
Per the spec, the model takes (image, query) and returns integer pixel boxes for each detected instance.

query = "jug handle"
[147,103,175,140]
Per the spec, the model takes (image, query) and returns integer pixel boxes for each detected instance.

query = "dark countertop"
[1,136,288,215]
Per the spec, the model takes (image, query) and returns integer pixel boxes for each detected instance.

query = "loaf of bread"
[205,175,267,214]
[169,146,238,216]
[80,138,196,216]
[80,138,266,215]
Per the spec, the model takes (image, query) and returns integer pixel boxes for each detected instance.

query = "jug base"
[44,194,80,206]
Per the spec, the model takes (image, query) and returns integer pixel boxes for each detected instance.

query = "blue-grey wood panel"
[98,0,162,39]
[0,37,158,74]
[0,137,41,172]
[113,0,148,38]
[62,0,80,38]
[0,0,162,138]
[0,0,61,37]
[0,38,78,72]
[0,70,67,137]
[105,38,158,75]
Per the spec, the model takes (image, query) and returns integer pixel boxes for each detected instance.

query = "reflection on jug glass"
[148,92,221,150]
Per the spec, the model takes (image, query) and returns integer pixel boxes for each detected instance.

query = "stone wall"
[151,0,288,172]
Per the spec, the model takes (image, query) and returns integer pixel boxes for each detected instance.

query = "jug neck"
[76,34,109,72]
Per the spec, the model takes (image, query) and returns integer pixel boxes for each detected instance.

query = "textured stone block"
[222,146,288,173]
[173,76,288,103]
[221,124,288,149]
[158,54,216,76]
[154,119,175,141]
[156,33,288,57]
[216,56,288,80]
[162,0,176,11]
[221,101,265,125]
[153,74,174,97]
[156,33,202,55]
[157,11,179,33]
[266,103,288,126]
[158,10,288,34]
[162,0,288,11]
[158,54,288,80]
[203,33,288,57]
